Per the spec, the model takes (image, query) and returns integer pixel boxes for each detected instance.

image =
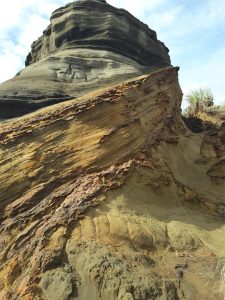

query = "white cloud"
[0,0,224,106]
[181,45,225,105]
[0,0,67,80]
[109,0,166,18]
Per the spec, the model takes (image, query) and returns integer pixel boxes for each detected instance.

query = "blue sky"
[0,0,224,106]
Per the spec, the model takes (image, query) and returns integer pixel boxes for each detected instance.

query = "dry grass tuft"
[195,255,225,299]
[211,257,225,299]
[220,260,225,300]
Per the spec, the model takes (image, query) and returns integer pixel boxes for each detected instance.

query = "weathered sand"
[0,67,224,299]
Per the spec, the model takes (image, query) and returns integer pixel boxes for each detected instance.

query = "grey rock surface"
[0,0,171,118]
[40,267,75,300]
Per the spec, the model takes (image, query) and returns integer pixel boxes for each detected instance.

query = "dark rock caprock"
[0,0,171,118]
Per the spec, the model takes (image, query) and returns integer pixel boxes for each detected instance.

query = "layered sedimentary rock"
[0,67,225,300]
[0,0,170,118]
[0,1,225,299]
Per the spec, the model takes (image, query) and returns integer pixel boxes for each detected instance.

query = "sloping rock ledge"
[0,67,225,300]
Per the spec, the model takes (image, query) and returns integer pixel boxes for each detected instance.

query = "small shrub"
[221,261,225,299]
[184,88,214,116]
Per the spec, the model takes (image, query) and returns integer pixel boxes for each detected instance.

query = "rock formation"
[0,0,170,118]
[0,66,225,299]
[0,1,225,300]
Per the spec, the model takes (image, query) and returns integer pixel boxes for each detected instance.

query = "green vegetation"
[183,87,214,116]
[187,88,213,106]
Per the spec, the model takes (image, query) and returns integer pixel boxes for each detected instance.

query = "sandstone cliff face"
[0,67,225,300]
[0,1,225,299]
[0,0,170,118]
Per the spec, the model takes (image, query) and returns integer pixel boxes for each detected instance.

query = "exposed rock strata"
[0,0,170,118]
[0,67,225,299]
